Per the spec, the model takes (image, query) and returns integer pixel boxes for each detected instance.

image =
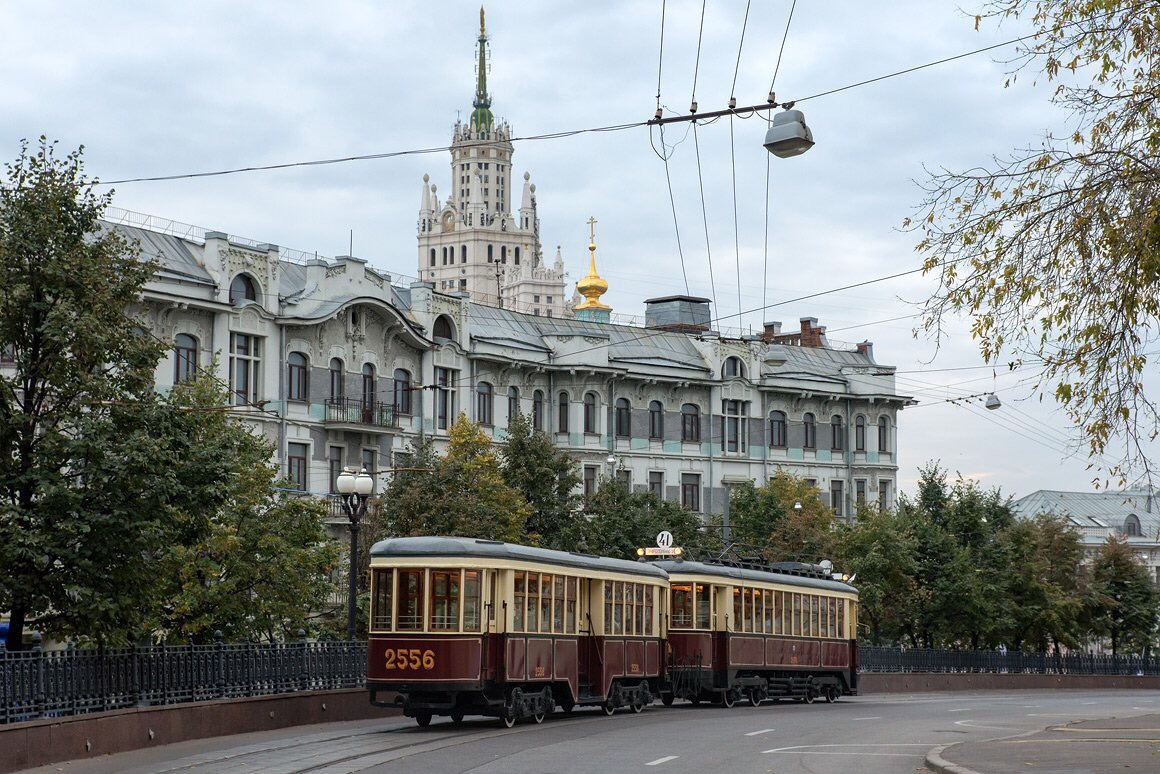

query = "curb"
[924,744,982,774]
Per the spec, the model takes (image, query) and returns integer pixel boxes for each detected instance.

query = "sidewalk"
[926,713,1160,774]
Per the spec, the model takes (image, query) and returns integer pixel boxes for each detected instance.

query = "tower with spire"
[417,7,569,318]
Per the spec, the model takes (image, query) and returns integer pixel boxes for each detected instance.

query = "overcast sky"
[2,0,1144,500]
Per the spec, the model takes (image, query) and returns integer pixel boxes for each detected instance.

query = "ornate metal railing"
[0,633,366,725]
[859,646,1160,675]
[323,398,397,428]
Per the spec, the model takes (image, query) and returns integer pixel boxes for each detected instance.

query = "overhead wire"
[688,1,719,320]
[729,0,754,333]
[763,0,798,330]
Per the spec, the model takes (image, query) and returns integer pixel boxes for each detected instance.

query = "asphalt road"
[24,690,1159,774]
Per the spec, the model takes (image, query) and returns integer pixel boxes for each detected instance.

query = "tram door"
[577,577,594,695]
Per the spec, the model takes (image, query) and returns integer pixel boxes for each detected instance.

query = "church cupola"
[574,217,612,323]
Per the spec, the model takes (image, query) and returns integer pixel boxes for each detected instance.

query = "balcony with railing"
[323,398,397,429]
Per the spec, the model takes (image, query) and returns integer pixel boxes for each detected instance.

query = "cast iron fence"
[859,646,1160,675]
[1,631,366,725]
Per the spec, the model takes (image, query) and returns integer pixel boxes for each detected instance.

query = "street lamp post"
[336,466,374,641]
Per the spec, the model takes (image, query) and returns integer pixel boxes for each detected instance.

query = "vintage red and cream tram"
[366,536,669,727]
[654,558,859,706]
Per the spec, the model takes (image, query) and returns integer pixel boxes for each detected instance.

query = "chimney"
[799,317,827,348]
[762,321,783,342]
[856,341,875,362]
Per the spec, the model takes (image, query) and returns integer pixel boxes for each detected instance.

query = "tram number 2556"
[384,648,436,671]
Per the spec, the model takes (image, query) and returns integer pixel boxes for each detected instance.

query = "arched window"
[855,415,866,451]
[649,400,664,439]
[681,403,701,443]
[769,410,787,448]
[476,382,493,426]
[362,363,376,410]
[723,356,744,379]
[441,246,448,265]
[487,244,494,263]
[460,244,467,263]
[584,392,598,433]
[830,415,844,451]
[1125,514,1142,537]
[803,413,817,449]
[393,369,412,415]
[615,398,631,437]
[878,416,890,453]
[329,358,344,401]
[533,390,545,431]
[507,386,519,425]
[429,248,436,267]
[287,351,309,402]
[433,315,454,341]
[501,245,507,264]
[558,391,569,433]
[514,246,521,265]
[229,274,258,304]
[174,333,198,384]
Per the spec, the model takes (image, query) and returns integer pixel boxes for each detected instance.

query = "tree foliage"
[583,477,709,561]
[907,1,1160,482]
[0,139,172,649]
[1084,536,1159,654]
[500,410,584,549]
[728,472,836,563]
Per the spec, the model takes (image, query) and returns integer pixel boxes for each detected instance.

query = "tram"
[654,557,859,706]
[365,536,669,727]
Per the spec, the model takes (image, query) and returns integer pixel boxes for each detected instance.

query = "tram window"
[837,600,845,639]
[810,596,820,637]
[792,594,802,636]
[732,588,742,632]
[645,586,654,636]
[371,569,393,631]
[514,571,526,631]
[553,576,565,632]
[430,570,459,630]
[763,590,773,633]
[603,583,613,634]
[527,573,540,631]
[635,584,644,635]
[540,574,552,633]
[696,583,712,629]
[773,591,783,635]
[614,582,624,634]
[464,570,481,632]
[566,577,577,633]
[671,583,693,629]
[398,570,424,630]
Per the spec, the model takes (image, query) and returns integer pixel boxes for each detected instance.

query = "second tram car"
[655,558,859,706]
[366,536,669,727]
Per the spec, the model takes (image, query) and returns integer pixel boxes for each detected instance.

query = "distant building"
[416,8,568,318]
[1012,489,1160,584]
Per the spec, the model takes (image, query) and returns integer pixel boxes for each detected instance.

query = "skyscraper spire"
[470,6,493,133]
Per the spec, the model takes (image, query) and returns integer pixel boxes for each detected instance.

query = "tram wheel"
[450,711,464,726]
[631,699,645,714]
[747,689,761,707]
[533,711,546,724]
[661,694,675,707]
[721,690,735,709]
[825,687,838,704]
[501,713,517,728]
[804,690,815,705]
[415,711,432,727]
[602,702,616,716]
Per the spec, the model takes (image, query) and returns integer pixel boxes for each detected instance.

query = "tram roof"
[652,559,858,595]
[368,536,670,580]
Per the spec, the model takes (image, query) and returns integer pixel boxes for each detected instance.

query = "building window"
[855,479,867,505]
[830,415,844,451]
[558,391,570,433]
[393,369,412,415]
[328,446,343,493]
[649,471,664,499]
[878,480,892,510]
[830,480,844,518]
[649,401,664,439]
[722,400,748,453]
[514,246,521,264]
[476,382,494,426]
[584,392,598,433]
[769,410,787,448]
[681,403,701,442]
[329,358,344,402]
[803,413,816,450]
[681,473,701,512]
[583,465,598,498]
[362,364,376,415]
[433,315,454,341]
[436,367,457,430]
[723,356,744,378]
[615,398,631,437]
[174,333,198,384]
[487,244,494,263]
[461,244,467,263]
[229,333,261,406]
[878,416,890,452]
[507,386,519,426]
[287,442,308,491]
[429,248,436,267]
[855,415,866,451]
[1125,514,1142,537]
[287,351,309,402]
[533,390,544,431]
[228,274,257,304]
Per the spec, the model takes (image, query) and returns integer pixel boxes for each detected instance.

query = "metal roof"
[1012,489,1160,541]
[652,558,859,594]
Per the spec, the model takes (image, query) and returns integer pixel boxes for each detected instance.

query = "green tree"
[583,477,709,561]
[380,415,528,542]
[0,139,175,649]
[907,1,1160,481]
[500,410,583,549]
[1085,536,1159,655]
[834,504,921,646]
[728,472,836,563]
[997,514,1086,651]
[145,377,340,644]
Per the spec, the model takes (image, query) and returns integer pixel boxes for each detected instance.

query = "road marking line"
[745,729,774,736]
[948,708,971,712]
[646,755,679,766]
[763,743,937,755]
[854,716,881,720]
